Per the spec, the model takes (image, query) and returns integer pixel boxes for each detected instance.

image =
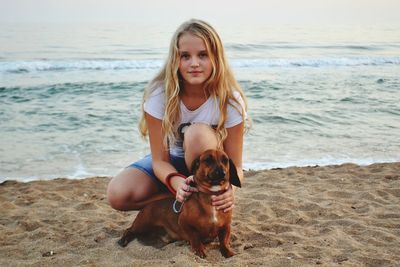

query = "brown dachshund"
[118,149,241,258]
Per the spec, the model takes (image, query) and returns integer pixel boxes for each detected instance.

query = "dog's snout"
[215,167,225,178]
[207,167,226,184]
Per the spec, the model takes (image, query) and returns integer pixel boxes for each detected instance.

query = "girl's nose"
[191,57,200,67]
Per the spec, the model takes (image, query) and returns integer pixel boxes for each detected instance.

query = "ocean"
[1,22,399,182]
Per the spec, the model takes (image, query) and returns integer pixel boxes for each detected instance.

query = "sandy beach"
[1,162,400,266]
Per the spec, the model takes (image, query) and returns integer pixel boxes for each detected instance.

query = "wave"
[243,158,400,171]
[0,59,164,74]
[1,56,399,73]
[225,43,400,51]
[231,57,400,68]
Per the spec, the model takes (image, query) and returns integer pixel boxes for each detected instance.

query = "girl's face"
[178,33,213,88]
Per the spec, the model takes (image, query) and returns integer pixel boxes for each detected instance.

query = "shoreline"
[2,159,400,184]
[1,162,400,266]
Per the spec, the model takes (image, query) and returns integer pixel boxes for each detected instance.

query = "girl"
[107,19,248,213]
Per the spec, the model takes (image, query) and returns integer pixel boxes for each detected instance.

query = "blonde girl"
[107,19,248,212]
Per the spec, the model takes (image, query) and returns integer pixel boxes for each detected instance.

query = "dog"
[117,149,241,258]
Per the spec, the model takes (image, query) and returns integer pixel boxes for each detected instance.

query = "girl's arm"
[145,112,187,195]
[223,122,245,183]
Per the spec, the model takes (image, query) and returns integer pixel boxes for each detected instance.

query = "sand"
[1,162,400,267]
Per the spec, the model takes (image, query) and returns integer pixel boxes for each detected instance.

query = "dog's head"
[191,149,241,193]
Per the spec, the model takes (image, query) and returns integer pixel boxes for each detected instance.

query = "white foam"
[1,56,399,74]
[243,157,400,171]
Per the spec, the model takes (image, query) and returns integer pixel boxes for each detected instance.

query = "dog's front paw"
[220,247,235,258]
[192,244,207,258]
[195,248,207,259]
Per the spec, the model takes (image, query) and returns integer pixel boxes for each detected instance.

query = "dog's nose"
[214,167,225,178]
[208,167,226,184]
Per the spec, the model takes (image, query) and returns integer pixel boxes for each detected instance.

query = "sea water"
[1,22,399,181]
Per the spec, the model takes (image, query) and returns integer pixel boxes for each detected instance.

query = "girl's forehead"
[178,33,207,51]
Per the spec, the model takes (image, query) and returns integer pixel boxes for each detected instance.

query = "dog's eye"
[203,156,213,165]
[221,156,229,165]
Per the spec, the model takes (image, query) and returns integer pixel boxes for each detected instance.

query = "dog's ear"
[191,156,201,174]
[229,159,241,188]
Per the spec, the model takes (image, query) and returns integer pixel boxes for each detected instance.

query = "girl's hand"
[211,185,235,212]
[175,175,198,203]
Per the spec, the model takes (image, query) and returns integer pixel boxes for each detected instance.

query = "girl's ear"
[229,159,241,188]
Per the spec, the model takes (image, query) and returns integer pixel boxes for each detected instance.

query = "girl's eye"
[199,53,207,59]
[181,54,190,60]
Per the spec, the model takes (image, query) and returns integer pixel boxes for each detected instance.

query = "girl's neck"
[179,84,210,111]
[180,83,209,99]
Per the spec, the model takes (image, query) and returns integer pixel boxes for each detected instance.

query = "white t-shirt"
[143,87,246,157]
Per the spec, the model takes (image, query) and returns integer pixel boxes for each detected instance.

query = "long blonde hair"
[139,19,249,150]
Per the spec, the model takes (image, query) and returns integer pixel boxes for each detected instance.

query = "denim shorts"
[128,154,191,191]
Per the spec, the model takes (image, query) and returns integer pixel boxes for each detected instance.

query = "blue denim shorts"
[128,154,191,191]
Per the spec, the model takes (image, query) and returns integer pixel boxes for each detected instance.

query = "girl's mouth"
[189,71,202,76]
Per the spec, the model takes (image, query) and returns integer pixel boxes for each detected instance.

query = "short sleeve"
[225,91,246,128]
[143,87,165,120]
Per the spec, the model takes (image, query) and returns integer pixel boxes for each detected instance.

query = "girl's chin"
[183,79,207,86]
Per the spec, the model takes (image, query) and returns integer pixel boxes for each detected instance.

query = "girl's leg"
[183,123,218,170]
[107,167,160,211]
[109,123,217,211]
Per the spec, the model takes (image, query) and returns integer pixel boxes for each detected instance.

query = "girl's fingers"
[176,183,193,202]
[213,197,233,208]
[211,186,234,211]
[186,175,194,183]
[223,204,234,213]
[185,175,198,192]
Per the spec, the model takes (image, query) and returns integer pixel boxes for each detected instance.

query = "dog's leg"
[190,236,207,258]
[218,225,235,258]
[118,227,137,247]
[160,233,176,244]
[180,223,207,258]
[118,211,152,247]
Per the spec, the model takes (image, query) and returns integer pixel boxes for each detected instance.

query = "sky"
[1,0,400,27]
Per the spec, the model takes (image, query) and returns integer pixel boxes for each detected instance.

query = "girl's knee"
[107,178,127,211]
[183,124,219,168]
[106,172,136,211]
[183,123,218,153]
[107,168,160,211]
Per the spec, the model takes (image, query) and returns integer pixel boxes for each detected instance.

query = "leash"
[172,175,195,214]
[173,199,185,213]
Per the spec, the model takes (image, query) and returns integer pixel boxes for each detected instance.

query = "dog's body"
[118,149,241,258]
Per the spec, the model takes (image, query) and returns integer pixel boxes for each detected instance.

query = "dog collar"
[193,175,228,195]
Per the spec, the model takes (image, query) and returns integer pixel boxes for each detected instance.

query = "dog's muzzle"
[207,167,226,185]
